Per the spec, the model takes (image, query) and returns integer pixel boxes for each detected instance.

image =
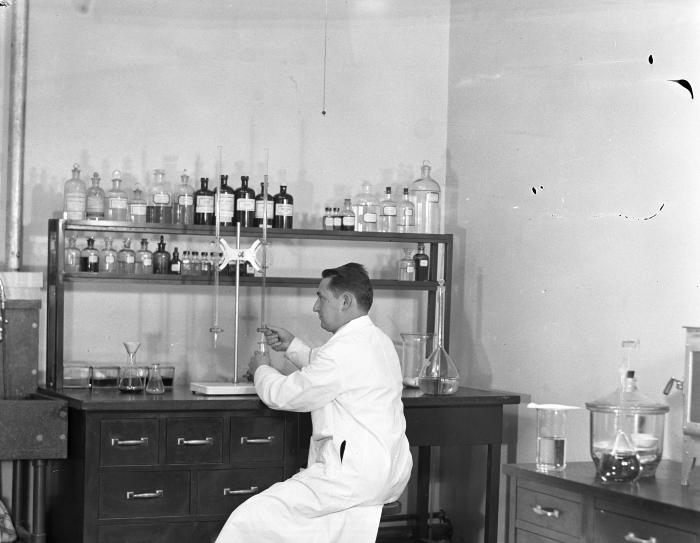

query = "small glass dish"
[63,365,91,388]
[90,366,119,389]
[160,366,175,388]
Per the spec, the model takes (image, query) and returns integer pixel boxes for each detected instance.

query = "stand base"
[190,382,257,396]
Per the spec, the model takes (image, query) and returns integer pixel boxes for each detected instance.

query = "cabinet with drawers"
[44,388,306,543]
[504,462,700,543]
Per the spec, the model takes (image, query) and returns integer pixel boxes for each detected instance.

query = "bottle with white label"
[100,237,118,274]
[378,186,398,233]
[172,170,194,226]
[80,236,99,272]
[194,178,215,226]
[352,181,378,232]
[234,176,256,227]
[413,243,430,281]
[105,170,129,222]
[341,199,355,231]
[397,187,415,233]
[255,182,274,228]
[86,172,105,220]
[147,169,172,224]
[135,238,153,275]
[215,174,235,227]
[273,185,294,229]
[398,248,415,281]
[63,163,87,221]
[409,161,441,234]
[117,238,136,275]
[129,184,147,224]
[170,247,181,275]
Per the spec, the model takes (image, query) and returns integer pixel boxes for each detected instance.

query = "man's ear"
[341,292,353,310]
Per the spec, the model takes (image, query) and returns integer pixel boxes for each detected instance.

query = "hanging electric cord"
[0,276,7,399]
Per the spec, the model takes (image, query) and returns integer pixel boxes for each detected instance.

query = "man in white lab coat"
[215,262,412,543]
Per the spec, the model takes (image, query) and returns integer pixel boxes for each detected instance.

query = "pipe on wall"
[6,0,29,272]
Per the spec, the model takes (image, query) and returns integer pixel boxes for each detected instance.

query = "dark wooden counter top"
[39,385,520,412]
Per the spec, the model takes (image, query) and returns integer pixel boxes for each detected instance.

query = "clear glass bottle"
[234,176,256,227]
[147,168,172,224]
[80,236,99,272]
[398,248,415,281]
[64,236,82,272]
[152,236,171,275]
[397,187,415,233]
[145,363,165,395]
[180,250,192,276]
[129,183,147,224]
[215,174,235,227]
[100,237,118,274]
[417,281,459,395]
[63,163,87,221]
[191,251,202,275]
[273,185,294,229]
[341,198,355,231]
[409,161,441,234]
[332,207,342,230]
[194,177,215,226]
[352,181,378,232]
[378,186,398,232]
[200,251,212,277]
[413,243,430,281]
[117,238,136,274]
[172,170,195,226]
[170,247,181,274]
[86,172,105,220]
[323,207,333,230]
[135,238,153,275]
[254,182,274,228]
[105,170,129,222]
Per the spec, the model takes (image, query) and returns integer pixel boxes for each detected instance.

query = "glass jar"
[173,170,194,225]
[117,238,136,274]
[100,237,118,274]
[64,236,82,272]
[105,170,129,221]
[86,172,105,220]
[63,163,86,221]
[147,169,172,224]
[409,161,441,234]
[129,183,147,223]
[352,181,378,232]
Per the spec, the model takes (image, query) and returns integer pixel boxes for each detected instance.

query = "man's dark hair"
[321,262,373,311]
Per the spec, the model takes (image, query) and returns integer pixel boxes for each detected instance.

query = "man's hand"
[248,350,271,378]
[263,326,294,352]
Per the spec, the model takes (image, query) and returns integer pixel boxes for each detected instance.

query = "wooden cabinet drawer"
[516,483,582,538]
[595,508,697,543]
[101,419,159,466]
[515,527,564,542]
[195,467,284,515]
[230,416,284,464]
[98,521,223,543]
[166,418,223,465]
[99,470,190,518]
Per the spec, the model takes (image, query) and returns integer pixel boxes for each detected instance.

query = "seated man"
[216,262,412,542]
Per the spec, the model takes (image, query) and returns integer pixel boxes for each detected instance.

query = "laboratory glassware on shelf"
[86,172,105,220]
[378,186,398,233]
[117,238,136,274]
[146,363,165,395]
[273,185,294,229]
[397,187,415,233]
[147,169,172,224]
[118,341,144,393]
[194,177,215,226]
[413,243,430,281]
[105,170,129,222]
[172,170,195,225]
[129,183,148,224]
[215,174,235,227]
[152,236,171,275]
[64,236,81,272]
[352,181,379,232]
[80,236,99,272]
[398,249,415,281]
[410,161,441,234]
[99,237,118,274]
[135,238,153,275]
[234,175,256,227]
[341,199,355,231]
[63,163,87,221]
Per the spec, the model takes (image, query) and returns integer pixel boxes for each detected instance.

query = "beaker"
[536,408,567,472]
[400,333,433,388]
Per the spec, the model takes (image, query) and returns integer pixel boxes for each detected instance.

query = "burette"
[210,146,224,348]
[256,150,271,355]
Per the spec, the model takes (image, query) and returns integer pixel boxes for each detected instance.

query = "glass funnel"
[418,281,459,395]
[118,341,144,393]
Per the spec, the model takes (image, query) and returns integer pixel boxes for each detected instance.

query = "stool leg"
[30,460,47,543]
[11,460,28,531]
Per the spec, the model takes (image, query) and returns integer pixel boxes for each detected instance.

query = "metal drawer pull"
[111,437,149,447]
[224,486,259,496]
[240,436,275,445]
[532,504,561,518]
[177,437,214,446]
[624,533,657,543]
[126,489,163,500]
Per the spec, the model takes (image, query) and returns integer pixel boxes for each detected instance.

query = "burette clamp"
[217,237,263,273]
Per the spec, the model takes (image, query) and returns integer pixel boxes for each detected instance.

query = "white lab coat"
[216,315,412,543]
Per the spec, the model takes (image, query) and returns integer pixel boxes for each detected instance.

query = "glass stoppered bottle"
[86,172,105,220]
[235,176,256,227]
[100,237,118,274]
[417,281,459,395]
[152,236,171,275]
[409,161,441,234]
[170,247,181,274]
[341,199,355,231]
[352,181,378,232]
[135,238,153,275]
[64,236,82,272]
[173,170,195,225]
[323,207,333,230]
[194,177,215,226]
[255,181,274,228]
[63,163,87,221]
[147,169,172,224]
[398,248,415,281]
[117,238,136,274]
[181,251,192,276]
[413,243,430,281]
[378,186,398,232]
[129,183,147,223]
[80,236,99,272]
[397,187,415,233]
[215,174,235,226]
[105,170,129,221]
[273,185,294,228]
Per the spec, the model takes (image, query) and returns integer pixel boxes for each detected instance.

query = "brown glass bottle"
[254,182,274,228]
[234,176,255,227]
[215,174,235,227]
[273,185,294,229]
[194,177,215,226]
[152,236,171,275]
[413,243,430,281]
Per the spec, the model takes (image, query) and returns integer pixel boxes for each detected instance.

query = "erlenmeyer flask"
[418,280,459,395]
